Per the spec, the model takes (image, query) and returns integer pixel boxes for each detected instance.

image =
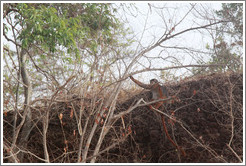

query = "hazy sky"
[117,2,223,82]
[2,2,224,84]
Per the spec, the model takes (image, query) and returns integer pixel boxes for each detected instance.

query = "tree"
[216,3,243,42]
[3,3,129,162]
[4,3,237,163]
[192,3,243,74]
[213,3,243,72]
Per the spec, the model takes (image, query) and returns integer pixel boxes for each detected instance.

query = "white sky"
[2,2,239,84]
[116,2,224,82]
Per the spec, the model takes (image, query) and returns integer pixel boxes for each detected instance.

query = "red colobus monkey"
[129,75,186,157]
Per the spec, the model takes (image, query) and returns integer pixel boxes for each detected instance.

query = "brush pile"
[3,72,243,163]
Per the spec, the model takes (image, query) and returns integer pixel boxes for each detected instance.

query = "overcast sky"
[116,2,223,82]
[2,2,224,84]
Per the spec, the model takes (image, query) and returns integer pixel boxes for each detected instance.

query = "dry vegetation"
[3,71,243,163]
[3,3,243,163]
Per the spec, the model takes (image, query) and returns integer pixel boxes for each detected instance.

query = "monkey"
[129,76,168,102]
[129,75,186,156]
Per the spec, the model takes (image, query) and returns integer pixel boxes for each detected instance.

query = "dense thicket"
[3,72,243,163]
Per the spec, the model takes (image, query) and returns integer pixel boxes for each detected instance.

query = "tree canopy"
[4,3,122,55]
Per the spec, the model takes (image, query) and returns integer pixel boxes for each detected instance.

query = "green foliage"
[216,3,243,41]
[210,36,242,72]
[15,3,121,55]
[193,3,243,75]
[212,3,243,72]
[3,23,9,34]
[4,3,133,97]
[17,4,79,53]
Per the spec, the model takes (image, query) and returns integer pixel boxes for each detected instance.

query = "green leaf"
[22,39,28,48]
[40,54,46,59]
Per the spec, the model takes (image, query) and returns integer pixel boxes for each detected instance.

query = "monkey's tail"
[161,115,186,157]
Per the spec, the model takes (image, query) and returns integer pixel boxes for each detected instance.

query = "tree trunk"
[18,49,32,162]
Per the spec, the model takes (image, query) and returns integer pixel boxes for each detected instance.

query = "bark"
[89,82,123,163]
[18,49,33,162]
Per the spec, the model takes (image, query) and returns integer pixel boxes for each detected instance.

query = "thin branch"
[226,144,242,163]
[3,143,19,163]
[85,138,127,162]
[157,21,227,45]
[42,75,75,163]
[129,64,225,77]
